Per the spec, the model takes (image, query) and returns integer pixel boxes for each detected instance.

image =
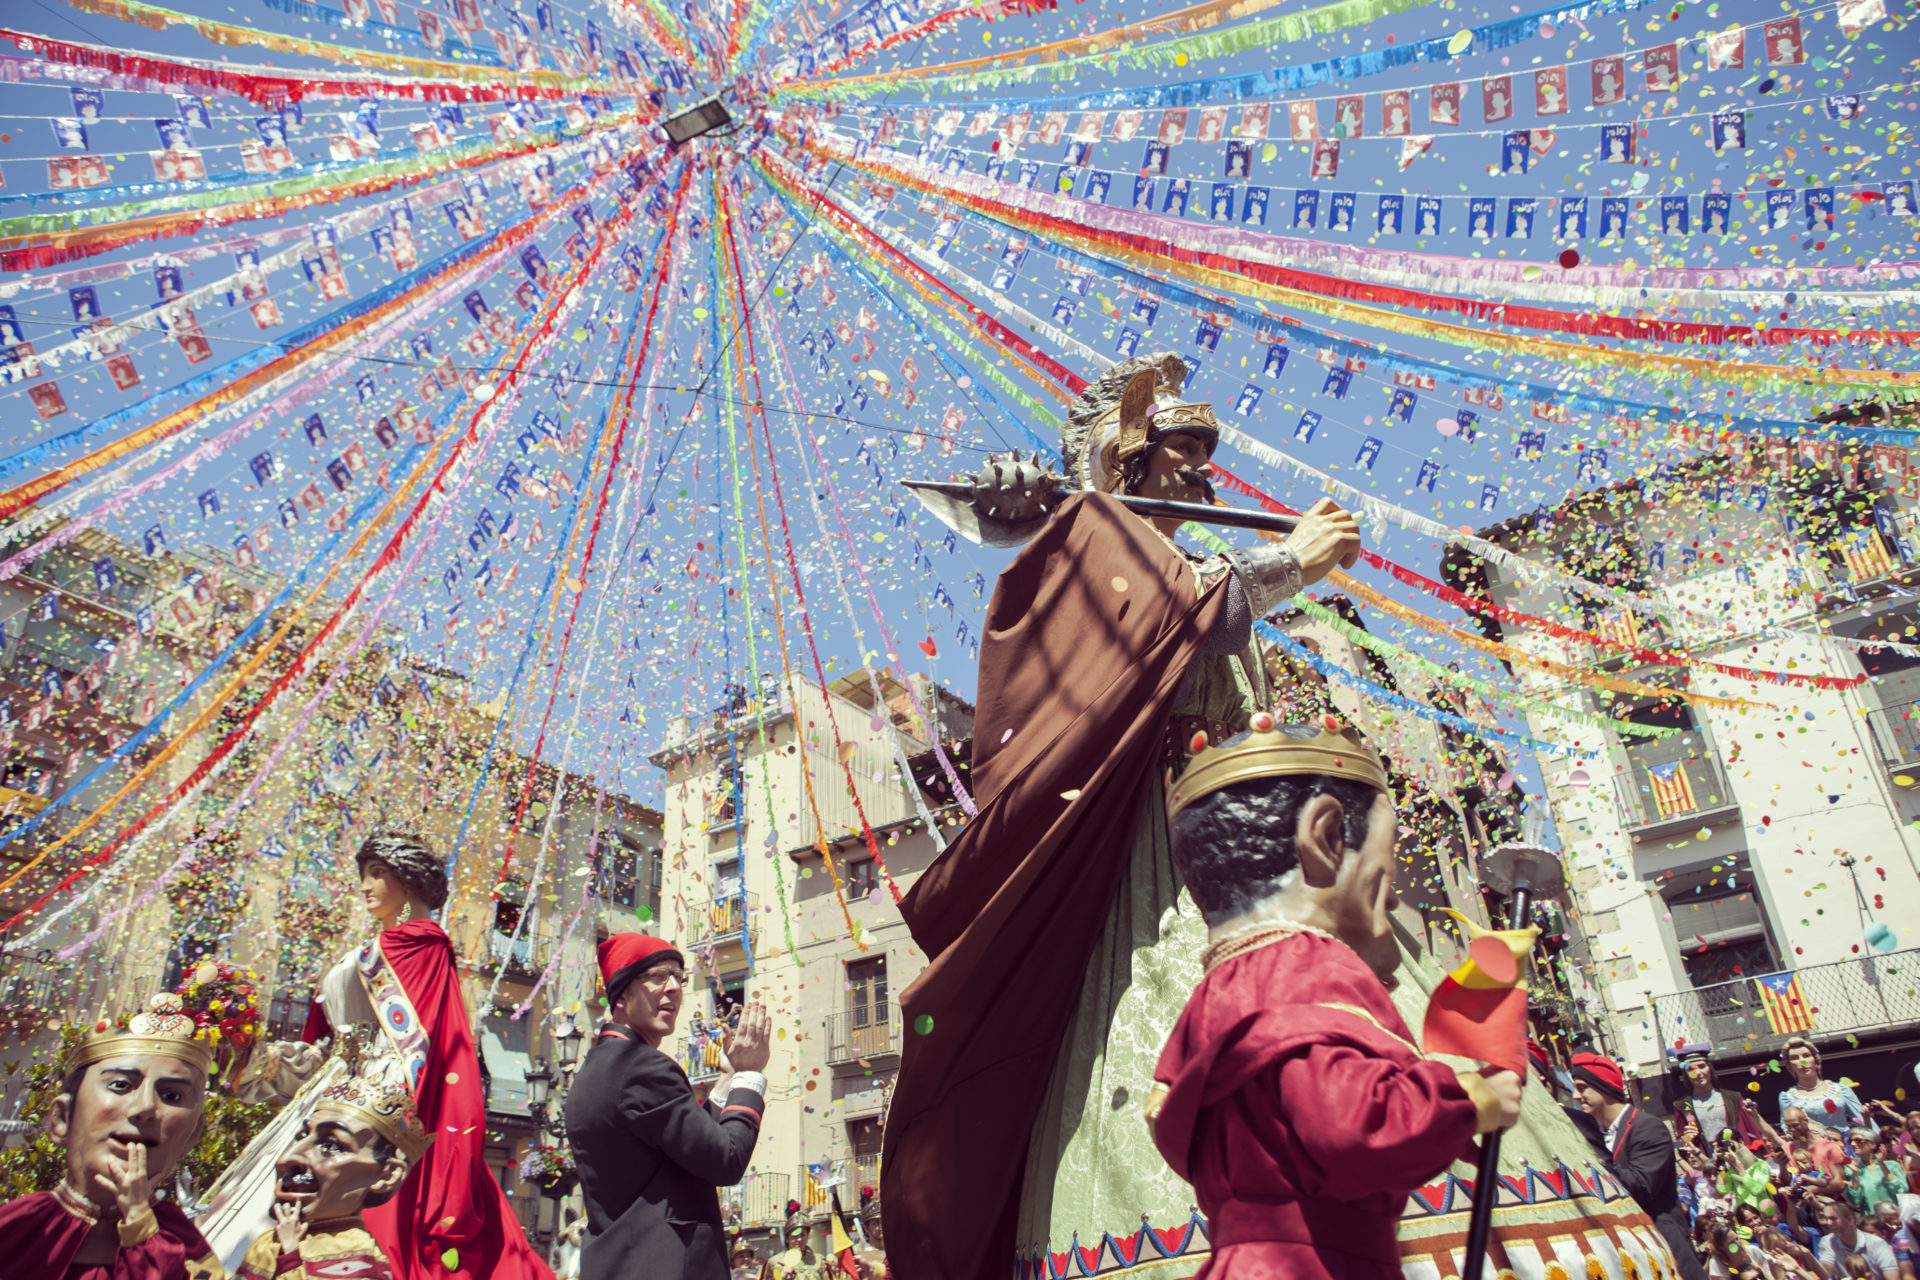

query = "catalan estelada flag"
[1648,762,1698,818]
[1753,971,1816,1034]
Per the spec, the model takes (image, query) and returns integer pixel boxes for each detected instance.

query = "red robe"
[1151,932,1483,1280]
[0,1188,223,1280]
[305,919,552,1280]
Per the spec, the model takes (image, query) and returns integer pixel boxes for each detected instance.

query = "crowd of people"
[1540,1036,1920,1280]
[1661,1042,1920,1280]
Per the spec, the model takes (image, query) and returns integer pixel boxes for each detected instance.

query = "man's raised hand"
[723,1000,773,1075]
[1285,497,1362,585]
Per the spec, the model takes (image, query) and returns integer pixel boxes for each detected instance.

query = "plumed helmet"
[1060,352,1219,494]
[354,829,448,911]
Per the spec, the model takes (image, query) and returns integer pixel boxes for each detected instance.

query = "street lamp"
[524,1058,554,1114]
[553,1020,583,1071]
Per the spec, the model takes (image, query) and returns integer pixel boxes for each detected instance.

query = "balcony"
[1651,947,1920,1062]
[826,1004,900,1068]
[1615,754,1739,839]
[800,1155,883,1209]
[0,945,91,1025]
[680,1024,727,1083]
[478,930,546,978]
[721,1171,792,1230]
[698,891,760,949]
[1866,695,1920,772]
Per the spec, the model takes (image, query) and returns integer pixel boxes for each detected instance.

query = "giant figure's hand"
[1284,497,1362,584]
[723,999,773,1074]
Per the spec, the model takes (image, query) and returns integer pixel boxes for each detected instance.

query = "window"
[1659,856,1775,996]
[845,858,879,900]
[713,975,746,1024]
[847,1116,882,1158]
[847,956,887,1028]
[480,1006,533,1114]
[714,858,742,898]
[597,832,661,923]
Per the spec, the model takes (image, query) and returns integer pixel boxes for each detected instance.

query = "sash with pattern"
[358,938,430,1095]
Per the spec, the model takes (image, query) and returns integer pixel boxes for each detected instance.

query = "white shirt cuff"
[726,1071,768,1099]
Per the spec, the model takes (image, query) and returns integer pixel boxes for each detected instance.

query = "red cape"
[879,493,1231,1280]
[309,919,553,1280]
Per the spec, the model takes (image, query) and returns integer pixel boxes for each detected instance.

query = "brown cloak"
[879,492,1231,1280]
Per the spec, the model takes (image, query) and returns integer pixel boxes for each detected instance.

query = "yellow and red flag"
[830,1201,860,1279]
[1753,972,1815,1034]
[1420,915,1539,1075]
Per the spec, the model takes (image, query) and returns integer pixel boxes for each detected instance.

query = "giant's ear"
[48,1090,74,1146]
[370,1150,412,1201]
[1293,792,1350,889]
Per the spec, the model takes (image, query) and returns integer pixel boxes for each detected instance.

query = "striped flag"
[1841,529,1896,581]
[1752,972,1816,1034]
[1648,762,1697,818]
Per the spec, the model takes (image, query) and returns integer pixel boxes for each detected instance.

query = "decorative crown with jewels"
[1168,713,1391,818]
[69,993,216,1075]
[315,1068,433,1161]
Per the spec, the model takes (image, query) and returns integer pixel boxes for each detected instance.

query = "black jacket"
[565,1026,765,1280]
[1582,1103,1710,1280]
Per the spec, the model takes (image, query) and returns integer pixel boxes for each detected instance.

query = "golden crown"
[1168,714,1390,817]
[69,994,215,1076]
[314,1070,433,1161]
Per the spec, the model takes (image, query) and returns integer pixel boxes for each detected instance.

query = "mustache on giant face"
[1173,466,1217,503]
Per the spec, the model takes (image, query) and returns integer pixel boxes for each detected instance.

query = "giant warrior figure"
[880,354,1680,1280]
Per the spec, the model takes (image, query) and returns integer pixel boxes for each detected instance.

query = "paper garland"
[803,137,1919,395]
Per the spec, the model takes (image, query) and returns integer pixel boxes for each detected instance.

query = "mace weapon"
[901,455,1298,548]
[1460,839,1567,1280]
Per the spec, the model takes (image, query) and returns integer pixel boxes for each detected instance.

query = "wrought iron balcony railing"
[1865,694,1920,771]
[1615,754,1739,834]
[825,1004,900,1067]
[1650,947,1920,1062]
[721,1172,793,1229]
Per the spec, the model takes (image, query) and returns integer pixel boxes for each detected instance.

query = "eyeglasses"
[637,968,686,990]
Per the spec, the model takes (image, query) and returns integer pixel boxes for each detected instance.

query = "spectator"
[1678,1055,1768,1148]
[1783,1108,1851,1191]
[1866,1201,1917,1280]
[1752,1227,1825,1280]
[1779,1038,1868,1136]
[1569,1052,1711,1280]
[1850,1130,1910,1215]
[1892,1111,1920,1191]
[1815,1199,1900,1280]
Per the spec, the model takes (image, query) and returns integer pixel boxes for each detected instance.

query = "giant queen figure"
[880,354,1679,1280]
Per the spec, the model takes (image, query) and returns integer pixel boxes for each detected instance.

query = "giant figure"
[879,353,1684,1280]
[195,832,552,1280]
[878,352,1362,1280]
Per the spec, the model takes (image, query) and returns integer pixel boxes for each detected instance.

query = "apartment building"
[0,518,664,1250]
[1444,423,1920,1102]
[647,667,971,1243]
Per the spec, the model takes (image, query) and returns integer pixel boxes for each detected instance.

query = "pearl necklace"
[1200,919,1338,974]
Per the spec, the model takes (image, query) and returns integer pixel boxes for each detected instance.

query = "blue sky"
[0,0,1914,824]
